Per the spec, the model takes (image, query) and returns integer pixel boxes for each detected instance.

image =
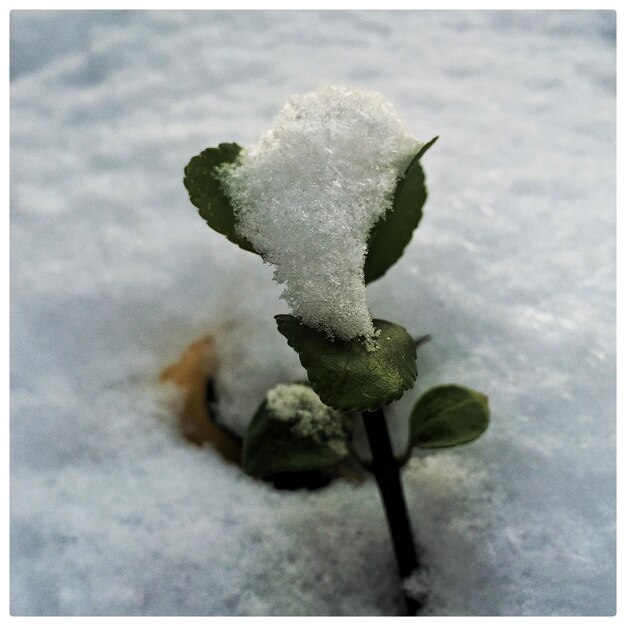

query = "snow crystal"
[218,84,422,341]
[266,383,347,451]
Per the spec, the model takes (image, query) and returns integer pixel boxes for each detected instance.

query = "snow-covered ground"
[10,10,615,616]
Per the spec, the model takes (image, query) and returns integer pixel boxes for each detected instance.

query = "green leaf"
[409,384,489,449]
[275,315,417,412]
[364,137,438,284]
[243,383,352,477]
[183,143,259,254]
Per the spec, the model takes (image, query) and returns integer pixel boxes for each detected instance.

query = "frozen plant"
[184,85,490,615]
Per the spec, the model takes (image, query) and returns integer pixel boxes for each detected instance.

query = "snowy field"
[10,10,615,616]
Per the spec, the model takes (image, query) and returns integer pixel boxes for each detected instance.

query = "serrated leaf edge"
[275,315,417,413]
[183,142,260,255]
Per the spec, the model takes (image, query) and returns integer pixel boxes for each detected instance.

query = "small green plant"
[183,85,489,614]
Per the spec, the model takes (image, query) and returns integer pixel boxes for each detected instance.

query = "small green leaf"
[364,137,438,284]
[409,384,489,449]
[183,143,259,254]
[275,315,417,412]
[243,383,352,478]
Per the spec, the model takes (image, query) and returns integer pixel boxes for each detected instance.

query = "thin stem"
[362,407,422,614]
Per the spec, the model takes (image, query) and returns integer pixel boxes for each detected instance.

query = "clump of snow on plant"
[267,383,347,452]
[403,566,432,607]
[219,84,422,341]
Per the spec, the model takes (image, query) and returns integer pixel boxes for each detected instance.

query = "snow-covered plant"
[184,85,489,613]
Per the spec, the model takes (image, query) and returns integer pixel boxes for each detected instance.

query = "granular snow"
[219,84,422,340]
[266,383,347,450]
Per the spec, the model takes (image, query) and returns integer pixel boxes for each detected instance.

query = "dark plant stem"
[362,407,422,615]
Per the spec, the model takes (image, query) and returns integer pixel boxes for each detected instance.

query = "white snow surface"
[10,10,615,616]
[219,84,421,341]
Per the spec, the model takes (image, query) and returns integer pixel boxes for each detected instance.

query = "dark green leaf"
[409,384,489,449]
[243,383,352,477]
[364,137,438,284]
[275,315,417,412]
[183,143,259,254]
